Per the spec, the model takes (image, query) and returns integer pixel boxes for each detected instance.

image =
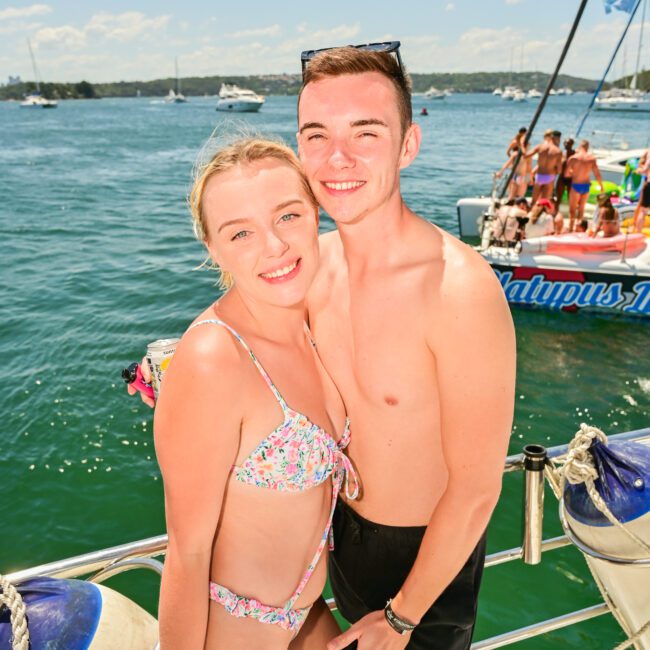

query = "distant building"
[7,75,22,86]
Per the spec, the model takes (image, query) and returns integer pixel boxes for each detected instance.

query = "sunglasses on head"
[300,41,404,78]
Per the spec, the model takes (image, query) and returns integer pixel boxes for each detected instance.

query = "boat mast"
[27,38,40,94]
[574,0,643,137]
[175,57,180,95]
[500,0,589,198]
[631,0,647,90]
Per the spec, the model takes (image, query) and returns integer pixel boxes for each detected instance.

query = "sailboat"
[165,58,187,104]
[20,39,57,108]
[595,0,650,112]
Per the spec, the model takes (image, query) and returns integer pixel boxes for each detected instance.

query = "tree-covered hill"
[1,70,647,101]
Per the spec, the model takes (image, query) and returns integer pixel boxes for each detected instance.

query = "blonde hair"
[299,47,413,139]
[189,137,318,289]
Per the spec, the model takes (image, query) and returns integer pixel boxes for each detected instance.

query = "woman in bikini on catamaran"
[153,137,358,649]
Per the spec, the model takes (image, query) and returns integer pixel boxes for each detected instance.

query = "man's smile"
[321,180,366,193]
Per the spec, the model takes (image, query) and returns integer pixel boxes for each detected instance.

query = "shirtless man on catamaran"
[566,140,603,233]
[524,129,563,206]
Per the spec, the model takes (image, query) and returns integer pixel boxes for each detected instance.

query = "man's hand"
[126,356,155,408]
[326,611,411,650]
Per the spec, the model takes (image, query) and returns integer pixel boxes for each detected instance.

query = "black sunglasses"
[300,41,404,77]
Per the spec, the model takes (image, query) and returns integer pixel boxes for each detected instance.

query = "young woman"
[495,144,531,200]
[153,138,357,649]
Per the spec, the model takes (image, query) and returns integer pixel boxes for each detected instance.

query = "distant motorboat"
[216,83,265,112]
[527,88,542,99]
[493,87,503,96]
[556,87,574,95]
[512,89,527,102]
[424,86,445,99]
[20,39,57,109]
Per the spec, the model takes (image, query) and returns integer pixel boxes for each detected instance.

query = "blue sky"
[1,1,648,83]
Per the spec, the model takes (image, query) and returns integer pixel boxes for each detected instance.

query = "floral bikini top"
[189,319,359,631]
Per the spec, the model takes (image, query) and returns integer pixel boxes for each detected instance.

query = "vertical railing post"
[522,444,548,565]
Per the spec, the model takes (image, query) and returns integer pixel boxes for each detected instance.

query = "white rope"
[557,423,650,554]
[0,574,30,650]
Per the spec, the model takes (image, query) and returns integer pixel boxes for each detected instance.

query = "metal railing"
[5,428,649,649]
[471,427,650,649]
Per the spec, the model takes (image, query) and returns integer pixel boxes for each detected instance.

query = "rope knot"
[561,424,607,486]
[0,574,30,650]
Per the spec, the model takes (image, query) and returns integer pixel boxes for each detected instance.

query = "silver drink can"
[146,338,180,399]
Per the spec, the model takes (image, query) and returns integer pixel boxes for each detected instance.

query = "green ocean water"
[1,94,648,648]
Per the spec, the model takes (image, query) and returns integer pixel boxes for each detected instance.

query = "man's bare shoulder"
[415,220,509,325]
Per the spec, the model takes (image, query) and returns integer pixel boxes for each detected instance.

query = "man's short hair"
[544,128,554,137]
[552,130,562,138]
[299,47,412,139]
[518,127,527,134]
[580,139,590,150]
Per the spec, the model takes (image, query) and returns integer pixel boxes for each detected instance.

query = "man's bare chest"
[309,285,435,408]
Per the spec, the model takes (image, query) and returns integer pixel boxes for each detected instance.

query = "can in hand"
[146,338,180,399]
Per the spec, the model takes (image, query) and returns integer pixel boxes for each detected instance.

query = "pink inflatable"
[544,232,646,255]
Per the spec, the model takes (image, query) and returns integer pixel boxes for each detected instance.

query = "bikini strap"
[188,319,289,411]
[284,479,339,611]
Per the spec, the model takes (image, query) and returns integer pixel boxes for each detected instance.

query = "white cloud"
[0,4,51,21]
[505,0,522,4]
[458,26,521,54]
[278,23,361,55]
[33,25,86,50]
[0,20,42,35]
[227,24,281,39]
[445,3,456,11]
[86,12,170,42]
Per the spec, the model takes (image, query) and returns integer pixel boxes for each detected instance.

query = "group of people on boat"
[497,127,650,239]
[492,191,622,247]
[497,128,607,234]
[127,43,515,650]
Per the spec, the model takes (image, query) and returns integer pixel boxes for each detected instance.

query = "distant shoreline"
[2,70,648,101]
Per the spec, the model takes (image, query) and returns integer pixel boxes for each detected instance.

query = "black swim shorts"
[328,499,487,650]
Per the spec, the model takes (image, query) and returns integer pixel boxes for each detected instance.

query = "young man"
[524,129,562,206]
[296,46,515,650]
[131,45,516,650]
[555,137,576,212]
[566,140,603,233]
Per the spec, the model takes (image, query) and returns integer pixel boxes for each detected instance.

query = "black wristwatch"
[384,599,417,635]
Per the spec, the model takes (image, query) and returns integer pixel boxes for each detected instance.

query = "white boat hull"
[595,98,650,113]
[481,237,650,316]
[20,95,57,108]
[216,98,264,112]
